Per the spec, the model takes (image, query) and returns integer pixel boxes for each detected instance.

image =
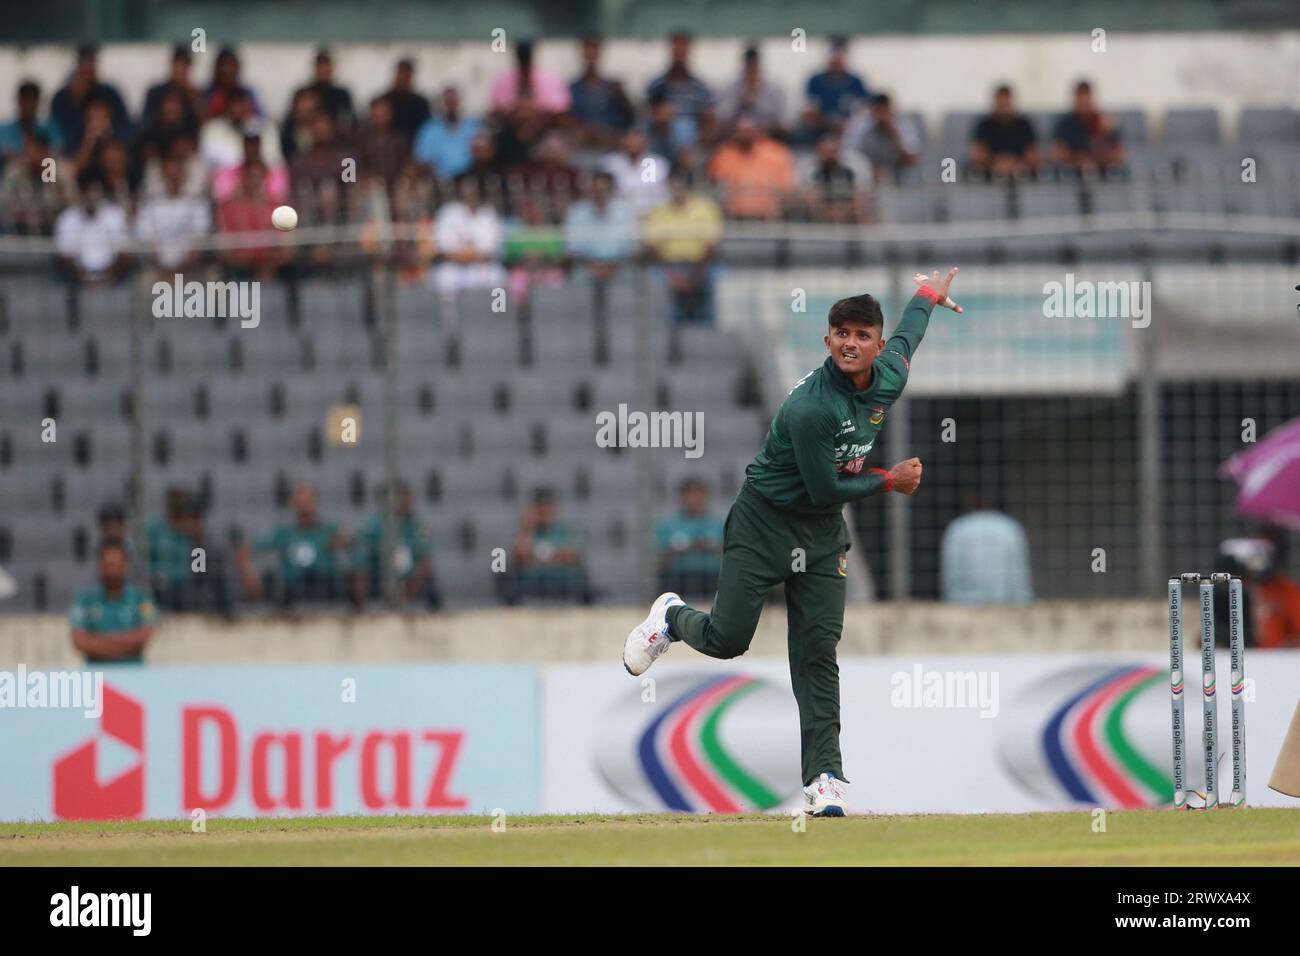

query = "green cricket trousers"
[665,480,852,787]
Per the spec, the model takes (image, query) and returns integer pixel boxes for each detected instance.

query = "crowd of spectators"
[71,475,725,654]
[2,38,1133,297]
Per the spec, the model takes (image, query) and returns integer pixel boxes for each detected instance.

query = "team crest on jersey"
[837,552,848,577]
[868,406,886,426]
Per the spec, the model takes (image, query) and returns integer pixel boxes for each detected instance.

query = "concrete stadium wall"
[1,33,1297,139]
[0,599,1168,667]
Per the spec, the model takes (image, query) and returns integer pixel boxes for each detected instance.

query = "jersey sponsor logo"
[836,456,865,475]
[835,440,874,463]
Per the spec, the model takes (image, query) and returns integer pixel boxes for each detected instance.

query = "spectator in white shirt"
[716,46,788,139]
[135,153,212,273]
[844,93,921,184]
[602,127,669,219]
[199,89,282,173]
[432,172,505,315]
[55,175,129,282]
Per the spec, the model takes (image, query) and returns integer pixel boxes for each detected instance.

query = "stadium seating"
[0,274,764,611]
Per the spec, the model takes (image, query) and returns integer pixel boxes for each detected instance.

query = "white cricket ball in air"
[271,205,299,231]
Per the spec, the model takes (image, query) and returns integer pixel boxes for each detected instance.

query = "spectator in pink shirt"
[212,132,289,203]
[489,40,571,119]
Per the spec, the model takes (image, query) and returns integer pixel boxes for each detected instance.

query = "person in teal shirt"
[147,486,191,594]
[655,477,724,599]
[351,482,441,610]
[237,481,348,608]
[504,488,592,604]
[69,541,158,664]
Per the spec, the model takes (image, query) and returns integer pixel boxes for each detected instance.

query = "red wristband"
[915,286,942,304]
[869,467,895,492]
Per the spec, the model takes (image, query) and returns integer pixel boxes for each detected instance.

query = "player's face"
[99,548,127,589]
[825,323,883,376]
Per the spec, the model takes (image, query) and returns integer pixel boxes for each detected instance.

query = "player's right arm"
[787,401,921,505]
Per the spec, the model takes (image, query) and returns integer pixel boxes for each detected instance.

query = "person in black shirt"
[1051,80,1125,177]
[800,132,865,222]
[569,35,634,149]
[141,45,204,132]
[381,58,431,143]
[51,45,131,152]
[294,48,355,135]
[969,84,1039,179]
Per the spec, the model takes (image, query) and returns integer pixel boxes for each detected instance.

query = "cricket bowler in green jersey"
[623,268,964,816]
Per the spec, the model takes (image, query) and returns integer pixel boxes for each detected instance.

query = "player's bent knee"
[709,622,757,659]
[715,642,750,660]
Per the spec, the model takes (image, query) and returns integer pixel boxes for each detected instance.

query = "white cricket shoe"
[623,592,684,676]
[803,773,848,817]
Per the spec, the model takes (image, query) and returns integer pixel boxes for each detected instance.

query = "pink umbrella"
[1221,417,1300,530]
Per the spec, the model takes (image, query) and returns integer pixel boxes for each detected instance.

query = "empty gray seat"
[883,186,939,224]
[1112,109,1149,146]
[1016,185,1080,218]
[1162,108,1221,144]
[395,284,439,323]
[1031,111,1061,145]
[531,283,595,322]
[1238,108,1297,144]
[939,110,983,155]
[674,325,735,365]
[944,186,1009,222]
[719,236,780,266]
[1154,185,1227,214]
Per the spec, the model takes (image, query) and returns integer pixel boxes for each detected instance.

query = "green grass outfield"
[2,808,1299,865]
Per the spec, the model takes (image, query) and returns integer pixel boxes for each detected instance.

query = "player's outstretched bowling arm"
[880,267,962,370]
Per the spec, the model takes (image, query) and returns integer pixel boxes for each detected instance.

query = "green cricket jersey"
[257,521,341,584]
[69,584,159,663]
[745,291,937,516]
[354,512,432,580]
[655,513,725,575]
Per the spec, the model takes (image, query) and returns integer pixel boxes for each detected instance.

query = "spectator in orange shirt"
[1251,573,1300,649]
[707,112,794,220]
[1247,531,1300,649]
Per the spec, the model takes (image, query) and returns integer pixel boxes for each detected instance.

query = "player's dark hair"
[828,294,884,331]
[97,503,125,524]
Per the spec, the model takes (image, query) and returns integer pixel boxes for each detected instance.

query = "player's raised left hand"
[913,267,963,313]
